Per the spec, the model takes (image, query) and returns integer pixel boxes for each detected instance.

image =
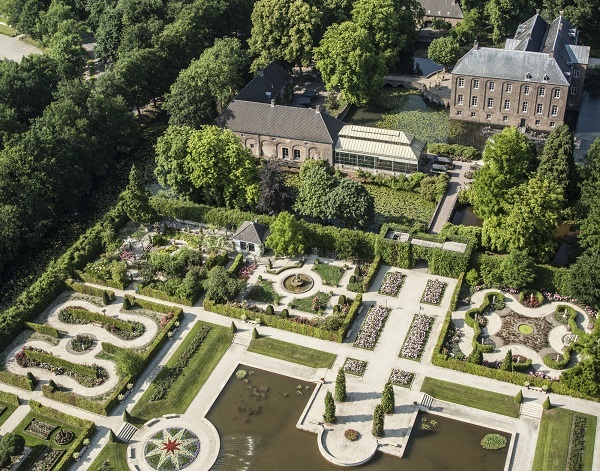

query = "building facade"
[450,13,590,131]
[419,0,463,27]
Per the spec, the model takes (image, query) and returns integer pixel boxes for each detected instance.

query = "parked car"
[435,155,454,169]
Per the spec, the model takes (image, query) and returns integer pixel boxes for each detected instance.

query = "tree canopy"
[122,164,156,224]
[265,211,307,256]
[536,124,575,208]
[427,36,462,71]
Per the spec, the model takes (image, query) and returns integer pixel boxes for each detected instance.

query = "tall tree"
[265,211,307,256]
[427,36,462,71]
[564,0,600,50]
[294,160,337,221]
[154,125,196,197]
[122,164,156,224]
[536,124,575,208]
[185,126,259,208]
[450,8,486,45]
[248,0,321,71]
[485,0,536,44]
[335,368,346,402]
[328,177,375,229]
[579,138,600,212]
[256,161,294,215]
[500,250,536,289]
[315,21,387,105]
[381,381,394,414]
[372,403,384,437]
[203,266,246,303]
[323,390,336,423]
[569,246,600,307]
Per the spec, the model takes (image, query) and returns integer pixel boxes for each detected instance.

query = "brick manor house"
[450,12,590,131]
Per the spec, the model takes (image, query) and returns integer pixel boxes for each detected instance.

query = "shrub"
[335,368,346,402]
[372,403,384,437]
[323,391,336,423]
[280,308,289,318]
[228,253,244,276]
[230,321,237,334]
[65,279,116,301]
[266,305,274,316]
[338,295,347,305]
[542,396,551,409]
[480,434,507,450]
[344,429,359,441]
[381,382,394,414]
[514,390,523,404]
[102,290,112,306]
[123,296,132,310]
[252,327,258,339]
[0,390,19,406]
[24,322,60,338]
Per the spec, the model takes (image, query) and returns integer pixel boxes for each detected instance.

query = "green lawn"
[89,441,129,471]
[313,262,345,286]
[130,321,232,424]
[247,279,281,304]
[420,377,520,418]
[532,408,597,471]
[289,291,331,313]
[364,184,436,226]
[0,402,17,428]
[0,23,16,36]
[248,337,336,368]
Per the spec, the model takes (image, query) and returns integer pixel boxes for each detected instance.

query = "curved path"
[4,299,158,396]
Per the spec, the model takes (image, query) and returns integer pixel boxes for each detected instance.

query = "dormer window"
[543,74,549,81]
[526,73,532,80]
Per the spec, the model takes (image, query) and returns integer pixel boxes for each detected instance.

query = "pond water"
[451,205,483,227]
[207,366,510,471]
[414,57,443,77]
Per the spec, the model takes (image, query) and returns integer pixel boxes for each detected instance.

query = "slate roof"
[235,62,292,104]
[419,0,463,19]
[511,13,548,51]
[217,100,346,144]
[232,221,270,245]
[452,47,570,85]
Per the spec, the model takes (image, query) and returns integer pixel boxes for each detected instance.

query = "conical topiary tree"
[123,296,132,310]
[123,409,131,423]
[338,295,347,305]
[230,321,237,334]
[323,391,336,423]
[266,305,274,316]
[372,403,385,437]
[280,308,289,318]
[542,396,551,410]
[382,381,395,414]
[252,327,259,339]
[335,368,346,402]
[108,429,118,442]
[122,164,156,224]
[467,347,483,364]
[102,290,111,305]
[501,349,513,371]
[514,390,523,404]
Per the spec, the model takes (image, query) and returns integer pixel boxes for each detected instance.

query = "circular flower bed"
[344,429,359,441]
[480,433,508,450]
[144,428,200,470]
[70,334,94,352]
[54,428,74,445]
[518,324,533,335]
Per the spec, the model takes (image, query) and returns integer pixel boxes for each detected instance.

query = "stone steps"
[233,331,253,347]
[520,402,543,419]
[117,422,138,443]
[421,394,433,410]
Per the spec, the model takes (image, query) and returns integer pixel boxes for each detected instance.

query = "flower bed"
[313,261,345,286]
[568,415,589,471]
[289,292,331,314]
[344,429,359,441]
[390,369,414,387]
[519,289,544,308]
[24,419,57,439]
[399,314,434,360]
[30,447,65,471]
[247,280,281,305]
[59,306,144,340]
[353,305,390,350]
[343,358,367,376]
[150,326,212,401]
[70,334,94,352]
[421,280,447,305]
[144,427,200,470]
[54,428,74,445]
[378,271,405,296]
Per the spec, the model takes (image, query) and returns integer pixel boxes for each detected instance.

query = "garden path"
[429,161,470,234]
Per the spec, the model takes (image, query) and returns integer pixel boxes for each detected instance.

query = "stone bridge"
[382,73,451,107]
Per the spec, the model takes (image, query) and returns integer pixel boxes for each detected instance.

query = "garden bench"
[130,448,136,459]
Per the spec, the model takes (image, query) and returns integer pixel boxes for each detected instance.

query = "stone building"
[419,0,463,27]
[234,62,293,105]
[217,100,346,167]
[232,221,270,256]
[450,13,590,131]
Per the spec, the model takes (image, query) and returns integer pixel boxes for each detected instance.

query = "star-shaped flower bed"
[144,427,200,470]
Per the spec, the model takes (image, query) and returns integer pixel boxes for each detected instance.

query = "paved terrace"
[0,263,599,470]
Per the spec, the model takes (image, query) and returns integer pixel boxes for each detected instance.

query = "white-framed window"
[458,77,465,87]
[282,147,289,159]
[487,98,494,108]
[505,83,512,92]
[456,110,462,116]
[536,103,543,114]
[504,99,510,110]
[524,85,530,95]
[473,79,480,89]
[522,102,528,112]
[571,85,578,95]
[573,68,580,78]
[486,114,492,120]
[240,241,247,250]
[551,105,558,116]
[539,86,546,97]
[293,149,301,160]
[535,119,541,125]
[457,94,464,105]
[489,81,495,91]
[471,96,478,107]
[550,121,556,127]
[502,116,509,122]
[249,143,254,149]
[470,112,476,117]
[553,88,561,98]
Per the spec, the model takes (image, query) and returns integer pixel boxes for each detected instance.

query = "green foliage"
[66,279,116,301]
[228,254,244,276]
[480,433,508,450]
[501,349,513,372]
[466,268,480,286]
[542,396,551,410]
[257,161,295,215]
[315,21,386,105]
[364,183,436,227]
[381,381,394,414]
[230,321,237,334]
[154,125,196,197]
[450,8,485,45]
[561,361,600,397]
[485,0,537,44]
[536,124,575,208]
[377,109,463,144]
[568,246,600,307]
[123,296,132,310]
[265,305,274,316]
[203,266,246,304]
[248,0,321,70]
[335,368,346,402]
[427,36,462,70]
[102,290,111,306]
[372,403,384,437]
[500,250,536,289]
[0,390,19,406]
[323,390,336,423]
[467,347,483,364]
[122,164,156,224]
[427,143,481,160]
[265,211,307,256]
[24,322,60,338]
[515,390,523,404]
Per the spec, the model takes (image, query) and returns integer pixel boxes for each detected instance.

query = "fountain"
[282,273,314,294]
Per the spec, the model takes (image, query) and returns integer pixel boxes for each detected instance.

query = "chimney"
[535,8,540,15]
[473,40,479,50]
[559,10,563,16]
[315,105,321,113]
[270,99,275,107]
[258,69,264,77]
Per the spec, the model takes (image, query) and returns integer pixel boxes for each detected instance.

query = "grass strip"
[532,408,596,471]
[313,262,345,286]
[420,377,520,418]
[0,402,17,428]
[89,441,129,471]
[130,321,231,424]
[248,337,336,368]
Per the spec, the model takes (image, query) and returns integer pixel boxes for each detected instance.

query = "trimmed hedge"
[205,251,229,271]
[464,292,504,353]
[427,143,481,160]
[0,204,128,348]
[24,350,99,379]
[543,348,572,370]
[204,294,362,343]
[0,370,36,390]
[136,285,200,307]
[123,295,184,317]
[0,390,19,406]
[65,279,115,301]
[449,272,465,311]
[24,322,60,338]
[76,269,128,290]
[362,255,382,292]
[228,253,244,276]
[29,400,96,471]
[61,306,134,332]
